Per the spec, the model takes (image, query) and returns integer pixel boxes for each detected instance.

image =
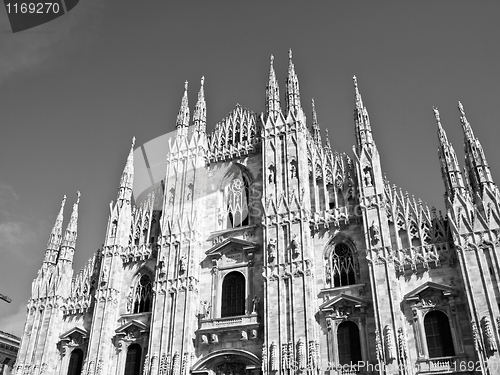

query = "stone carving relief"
[370,221,380,244]
[383,325,396,361]
[290,235,299,257]
[296,338,306,370]
[397,327,408,362]
[270,341,278,371]
[267,239,276,262]
[481,316,498,353]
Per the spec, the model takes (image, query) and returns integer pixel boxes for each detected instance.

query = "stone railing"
[416,356,468,373]
[198,313,258,331]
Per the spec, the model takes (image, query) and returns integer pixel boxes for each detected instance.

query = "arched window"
[424,310,455,358]
[133,274,152,314]
[225,176,250,229]
[221,272,245,317]
[124,344,142,375]
[67,349,83,375]
[330,243,356,287]
[337,321,362,365]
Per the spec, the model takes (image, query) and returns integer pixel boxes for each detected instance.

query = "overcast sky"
[1,2,500,336]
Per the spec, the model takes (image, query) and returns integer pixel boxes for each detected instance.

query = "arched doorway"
[124,344,142,375]
[67,349,84,375]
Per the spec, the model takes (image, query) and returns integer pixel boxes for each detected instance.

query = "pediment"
[404,282,456,303]
[115,319,148,335]
[319,293,367,312]
[206,238,258,258]
[59,327,88,340]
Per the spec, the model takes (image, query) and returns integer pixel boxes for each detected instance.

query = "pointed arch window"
[327,243,356,288]
[337,321,362,365]
[67,349,83,375]
[133,274,152,314]
[225,176,250,228]
[424,310,455,358]
[124,344,142,375]
[221,272,246,317]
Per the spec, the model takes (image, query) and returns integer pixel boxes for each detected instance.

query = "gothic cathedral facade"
[14,51,500,375]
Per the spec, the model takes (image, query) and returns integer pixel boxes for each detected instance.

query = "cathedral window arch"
[219,166,252,230]
[67,349,84,375]
[424,310,455,358]
[221,271,246,318]
[325,239,358,288]
[132,272,153,314]
[124,344,142,375]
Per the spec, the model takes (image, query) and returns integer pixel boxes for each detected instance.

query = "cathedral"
[14,50,500,375]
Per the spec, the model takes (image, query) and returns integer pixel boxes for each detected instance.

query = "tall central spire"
[193,76,206,133]
[353,76,373,151]
[176,81,190,136]
[285,49,302,117]
[265,55,281,121]
[43,195,67,265]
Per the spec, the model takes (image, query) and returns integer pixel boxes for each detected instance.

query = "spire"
[43,195,67,265]
[353,76,374,151]
[117,137,135,202]
[311,98,322,145]
[176,81,190,135]
[458,101,495,195]
[324,128,332,152]
[59,191,80,263]
[265,55,281,121]
[434,107,466,200]
[193,76,206,133]
[285,49,302,117]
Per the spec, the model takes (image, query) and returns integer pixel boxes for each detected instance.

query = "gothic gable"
[404,281,457,304]
[319,293,367,312]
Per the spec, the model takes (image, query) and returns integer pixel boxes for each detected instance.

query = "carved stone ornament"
[201,334,208,345]
[397,327,408,361]
[240,331,248,341]
[262,344,268,374]
[211,333,219,344]
[270,341,278,371]
[481,316,498,353]
[251,329,258,340]
[290,235,300,257]
[251,296,259,313]
[383,325,396,361]
[296,338,306,370]
[471,320,483,352]
[179,255,187,274]
[375,329,383,362]
[200,300,211,319]
[363,165,373,186]
[126,291,133,313]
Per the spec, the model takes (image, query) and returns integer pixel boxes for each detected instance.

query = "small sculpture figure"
[363,166,373,186]
[200,335,208,345]
[370,221,380,243]
[252,296,259,313]
[267,239,276,261]
[290,160,298,179]
[211,333,219,344]
[268,164,276,184]
[240,331,248,341]
[126,291,133,313]
[251,329,258,340]
[179,255,187,273]
[290,235,299,257]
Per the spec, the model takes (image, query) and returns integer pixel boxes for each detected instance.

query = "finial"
[458,101,465,116]
[76,191,81,204]
[353,75,358,88]
[288,48,292,60]
[432,107,440,122]
[184,80,188,91]
[270,54,274,65]
[201,76,205,87]
[62,195,67,207]
[131,136,136,149]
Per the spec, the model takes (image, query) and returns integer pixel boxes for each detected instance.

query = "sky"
[1,2,500,337]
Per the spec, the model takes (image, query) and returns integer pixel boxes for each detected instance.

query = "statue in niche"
[290,235,299,257]
[290,159,298,179]
[370,221,380,244]
[211,333,219,344]
[101,266,108,286]
[179,255,187,274]
[186,182,193,201]
[240,331,248,341]
[363,166,373,186]
[251,329,258,339]
[168,188,175,206]
[200,335,208,345]
[325,263,332,284]
[200,300,211,319]
[268,164,276,184]
[252,296,259,313]
[126,291,133,313]
[267,239,276,261]
[111,220,117,237]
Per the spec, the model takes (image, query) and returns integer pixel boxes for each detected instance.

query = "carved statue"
[268,164,276,184]
[290,160,298,179]
[200,300,211,319]
[126,291,133,313]
[363,166,373,186]
[252,296,259,313]
[290,235,299,257]
[471,320,483,352]
[240,331,248,341]
[251,329,258,340]
[370,221,380,243]
[267,239,276,261]
[211,333,219,344]
[397,327,408,361]
[384,325,396,361]
[200,335,208,345]
[375,329,383,362]
[179,255,187,273]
